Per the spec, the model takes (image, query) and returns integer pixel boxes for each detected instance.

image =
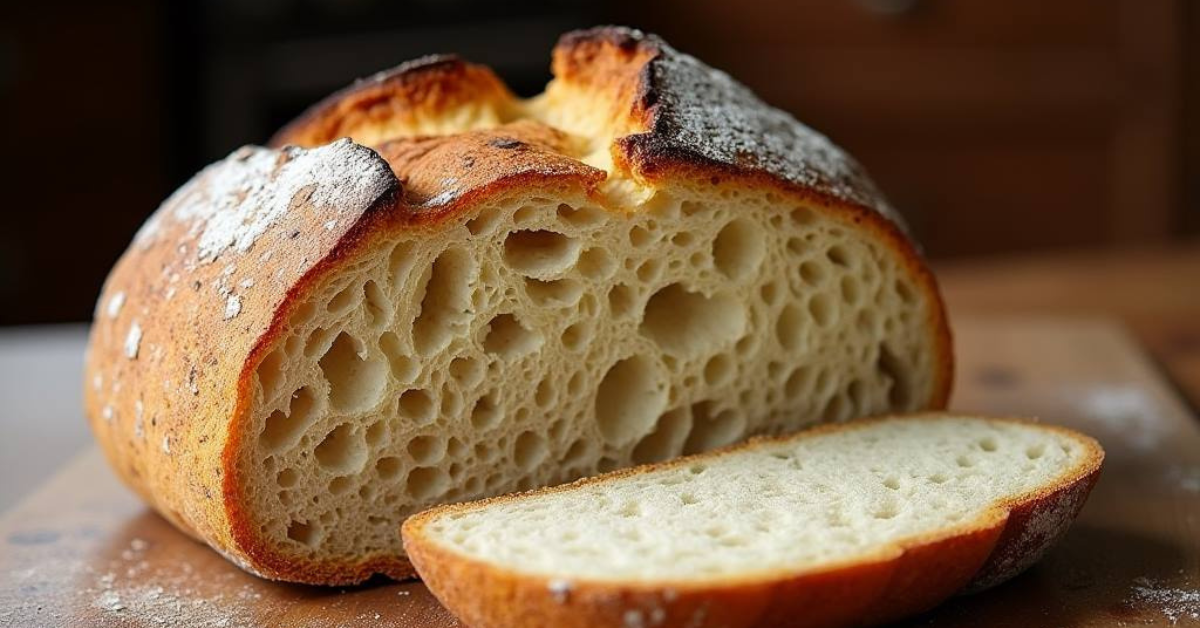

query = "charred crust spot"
[487,137,524,150]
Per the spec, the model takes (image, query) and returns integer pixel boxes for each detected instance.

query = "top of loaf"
[271,26,901,228]
[558,27,897,221]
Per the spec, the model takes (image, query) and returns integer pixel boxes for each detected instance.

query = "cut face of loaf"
[404,415,1104,628]
[82,27,951,584]
[251,178,935,571]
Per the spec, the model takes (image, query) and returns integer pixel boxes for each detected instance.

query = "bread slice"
[403,414,1103,628]
[83,27,951,584]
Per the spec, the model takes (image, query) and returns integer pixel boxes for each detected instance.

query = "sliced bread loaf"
[84,26,951,584]
[403,414,1103,628]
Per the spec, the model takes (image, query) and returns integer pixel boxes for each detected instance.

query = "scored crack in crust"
[83,26,953,585]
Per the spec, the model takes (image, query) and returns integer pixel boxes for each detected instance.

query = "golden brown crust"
[271,55,517,148]
[402,415,1104,628]
[85,26,955,585]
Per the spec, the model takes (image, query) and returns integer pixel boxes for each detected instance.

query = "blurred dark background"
[2,0,1196,325]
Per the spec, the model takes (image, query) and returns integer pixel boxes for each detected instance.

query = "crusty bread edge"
[401,414,1103,628]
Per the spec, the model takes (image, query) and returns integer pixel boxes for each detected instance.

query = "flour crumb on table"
[1130,576,1200,625]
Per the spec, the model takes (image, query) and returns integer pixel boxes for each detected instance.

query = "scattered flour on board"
[84,537,249,627]
[1129,576,1200,625]
[1068,384,1164,451]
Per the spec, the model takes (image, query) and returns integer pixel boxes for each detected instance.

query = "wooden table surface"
[2,316,1198,627]
[937,242,1200,410]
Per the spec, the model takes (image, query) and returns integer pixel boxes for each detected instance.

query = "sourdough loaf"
[83,26,952,584]
[404,414,1104,628]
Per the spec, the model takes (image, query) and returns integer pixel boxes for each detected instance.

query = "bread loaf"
[403,414,1103,628]
[83,26,952,584]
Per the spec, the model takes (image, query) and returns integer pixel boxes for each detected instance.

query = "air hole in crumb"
[397,389,435,426]
[703,354,735,387]
[799,261,826,286]
[791,206,816,225]
[631,407,692,464]
[329,476,353,495]
[957,455,975,468]
[557,203,605,227]
[388,241,417,287]
[256,348,287,400]
[260,387,321,453]
[895,279,917,304]
[504,230,580,277]
[525,277,583,307]
[561,322,591,352]
[276,468,298,488]
[470,393,501,429]
[535,379,556,408]
[363,280,390,328]
[607,284,637,318]
[595,355,667,446]
[808,293,836,328]
[628,225,654,248]
[412,247,476,356]
[979,437,998,452]
[514,431,549,471]
[319,332,386,413]
[465,208,503,236]
[640,284,745,357]
[287,520,319,546]
[406,467,449,500]
[365,421,387,448]
[577,247,616,280]
[314,424,368,475]
[379,332,418,385]
[483,313,543,359]
[562,439,590,465]
[408,435,447,465]
[448,356,484,388]
[376,457,403,481]
[327,283,358,315]
[684,402,744,454]
[776,304,805,352]
[826,245,851,267]
[1026,445,1045,460]
[712,218,765,281]
[636,259,663,283]
[883,477,901,490]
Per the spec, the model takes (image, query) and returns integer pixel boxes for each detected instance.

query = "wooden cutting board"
[2,316,1198,627]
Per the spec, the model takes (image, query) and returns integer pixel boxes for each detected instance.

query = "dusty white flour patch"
[86,538,251,627]
[101,405,115,422]
[1129,576,1200,625]
[107,292,126,318]
[1068,384,1163,451]
[139,139,393,263]
[162,436,171,455]
[224,295,242,319]
[124,321,143,359]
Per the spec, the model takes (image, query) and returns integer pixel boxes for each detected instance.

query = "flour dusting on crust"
[135,139,394,263]
[597,27,900,225]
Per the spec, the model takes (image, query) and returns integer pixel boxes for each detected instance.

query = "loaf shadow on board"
[83,26,952,584]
